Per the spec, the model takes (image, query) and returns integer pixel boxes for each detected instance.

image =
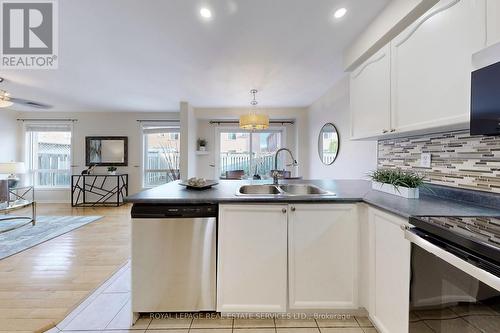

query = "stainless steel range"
[405,216,500,333]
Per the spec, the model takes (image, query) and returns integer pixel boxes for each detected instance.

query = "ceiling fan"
[0,77,52,109]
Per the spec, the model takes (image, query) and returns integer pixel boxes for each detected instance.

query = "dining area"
[219,147,302,182]
[217,123,340,181]
[220,169,302,180]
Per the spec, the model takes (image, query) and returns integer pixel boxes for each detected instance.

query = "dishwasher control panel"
[131,203,218,218]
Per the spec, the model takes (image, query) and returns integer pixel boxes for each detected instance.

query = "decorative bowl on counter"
[179,178,218,190]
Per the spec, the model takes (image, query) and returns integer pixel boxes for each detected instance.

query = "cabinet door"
[358,203,373,314]
[350,44,391,139]
[391,0,486,133]
[217,204,288,313]
[487,0,500,46]
[288,204,358,309]
[369,208,411,333]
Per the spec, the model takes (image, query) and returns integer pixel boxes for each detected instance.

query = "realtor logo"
[1,0,58,69]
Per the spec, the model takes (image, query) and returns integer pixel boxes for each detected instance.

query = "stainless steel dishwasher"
[131,203,217,313]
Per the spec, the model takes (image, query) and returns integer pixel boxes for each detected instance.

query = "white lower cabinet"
[217,204,288,313]
[217,203,359,313]
[218,203,411,332]
[288,204,359,309]
[368,207,411,333]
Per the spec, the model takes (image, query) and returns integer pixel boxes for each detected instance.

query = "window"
[143,123,180,187]
[25,123,72,188]
[218,130,284,178]
[320,129,339,165]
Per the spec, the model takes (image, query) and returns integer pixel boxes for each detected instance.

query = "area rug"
[0,215,102,260]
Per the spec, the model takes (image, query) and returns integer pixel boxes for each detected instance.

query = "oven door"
[405,228,500,333]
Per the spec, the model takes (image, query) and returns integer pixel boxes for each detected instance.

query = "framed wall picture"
[85,136,128,166]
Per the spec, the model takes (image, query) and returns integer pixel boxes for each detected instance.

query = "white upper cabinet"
[350,44,391,139]
[288,204,359,309]
[369,207,411,333]
[487,0,500,46]
[217,204,288,313]
[391,0,487,133]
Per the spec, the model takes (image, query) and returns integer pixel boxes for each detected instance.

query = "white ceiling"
[1,0,389,112]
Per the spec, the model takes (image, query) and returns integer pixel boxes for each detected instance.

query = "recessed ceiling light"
[200,7,212,19]
[334,8,347,19]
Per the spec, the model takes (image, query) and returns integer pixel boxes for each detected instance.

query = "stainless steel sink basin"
[237,184,282,195]
[279,184,332,195]
[236,184,335,196]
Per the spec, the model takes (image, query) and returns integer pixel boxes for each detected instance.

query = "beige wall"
[12,78,379,200]
[16,111,179,203]
[180,102,198,178]
[306,77,377,179]
[12,107,308,200]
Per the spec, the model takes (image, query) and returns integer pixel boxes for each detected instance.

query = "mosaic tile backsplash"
[378,130,500,194]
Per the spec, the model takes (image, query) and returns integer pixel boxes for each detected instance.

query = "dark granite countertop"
[125,179,500,219]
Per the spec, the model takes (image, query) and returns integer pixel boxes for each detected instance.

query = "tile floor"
[409,304,500,333]
[48,261,378,333]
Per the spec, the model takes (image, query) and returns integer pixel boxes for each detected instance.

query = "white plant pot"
[372,181,419,199]
[108,171,116,175]
[199,146,206,151]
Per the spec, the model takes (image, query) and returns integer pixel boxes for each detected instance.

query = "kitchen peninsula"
[126,179,500,333]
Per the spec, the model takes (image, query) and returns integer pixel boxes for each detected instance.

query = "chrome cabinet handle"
[282,208,287,214]
[291,206,296,212]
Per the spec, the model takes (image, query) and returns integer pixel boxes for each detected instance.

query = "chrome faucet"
[272,148,298,185]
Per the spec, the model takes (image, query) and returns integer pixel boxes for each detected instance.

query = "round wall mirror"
[318,123,339,165]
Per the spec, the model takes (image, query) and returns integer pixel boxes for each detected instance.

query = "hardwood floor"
[0,204,131,333]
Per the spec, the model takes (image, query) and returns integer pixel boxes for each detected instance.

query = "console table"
[71,174,128,207]
[0,185,36,233]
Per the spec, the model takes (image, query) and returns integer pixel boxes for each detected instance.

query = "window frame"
[215,126,287,179]
[23,122,74,190]
[141,122,181,189]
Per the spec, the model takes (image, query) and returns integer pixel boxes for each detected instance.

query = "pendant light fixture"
[239,89,269,130]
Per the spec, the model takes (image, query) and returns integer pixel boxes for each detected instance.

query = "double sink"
[237,184,335,197]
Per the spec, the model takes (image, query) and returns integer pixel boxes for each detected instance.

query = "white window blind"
[25,123,73,132]
[141,121,180,134]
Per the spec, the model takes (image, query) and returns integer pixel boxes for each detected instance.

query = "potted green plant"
[107,166,117,175]
[197,138,207,151]
[368,168,425,199]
